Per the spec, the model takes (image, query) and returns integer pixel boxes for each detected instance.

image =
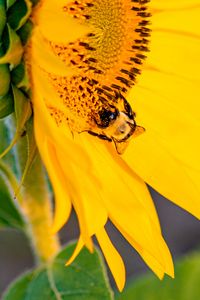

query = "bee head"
[108,111,136,141]
[95,108,119,128]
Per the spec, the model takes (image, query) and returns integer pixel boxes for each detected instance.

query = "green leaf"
[0,85,32,158]
[3,244,114,300]
[0,92,14,118]
[7,0,32,31]
[0,161,24,229]
[0,24,23,66]
[0,0,6,38]
[3,272,34,300]
[116,252,200,300]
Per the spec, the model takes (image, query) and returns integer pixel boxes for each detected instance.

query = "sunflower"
[27,0,200,291]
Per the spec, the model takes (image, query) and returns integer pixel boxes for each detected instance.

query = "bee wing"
[113,140,130,155]
[113,126,145,154]
[132,125,145,137]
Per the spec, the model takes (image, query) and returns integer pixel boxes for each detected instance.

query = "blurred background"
[1,187,200,296]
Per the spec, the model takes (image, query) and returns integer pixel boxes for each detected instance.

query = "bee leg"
[121,94,136,119]
[87,131,112,142]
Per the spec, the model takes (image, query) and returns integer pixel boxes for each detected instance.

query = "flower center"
[34,0,150,141]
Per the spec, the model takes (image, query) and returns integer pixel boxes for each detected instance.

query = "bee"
[88,95,145,154]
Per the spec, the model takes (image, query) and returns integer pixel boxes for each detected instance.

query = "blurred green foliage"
[116,252,200,300]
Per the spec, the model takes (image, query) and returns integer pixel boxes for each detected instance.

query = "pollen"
[34,0,151,133]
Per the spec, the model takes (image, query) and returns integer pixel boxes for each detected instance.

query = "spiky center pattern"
[37,0,151,132]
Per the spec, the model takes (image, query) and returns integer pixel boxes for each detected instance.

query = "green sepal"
[15,117,37,196]
[0,160,24,229]
[13,84,32,132]
[18,20,33,45]
[0,0,6,38]
[7,0,32,31]
[11,62,30,91]
[0,62,10,97]
[0,91,14,118]
[0,24,23,66]
[0,85,32,158]
[3,243,114,300]
[6,0,16,9]
[0,118,17,170]
[30,0,39,6]
[0,45,11,97]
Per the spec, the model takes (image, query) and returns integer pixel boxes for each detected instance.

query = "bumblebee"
[88,96,145,154]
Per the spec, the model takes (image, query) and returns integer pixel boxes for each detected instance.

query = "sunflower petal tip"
[65,238,84,267]
[116,274,126,292]
[65,260,71,267]
[88,243,94,253]
[50,221,61,235]
[168,267,175,279]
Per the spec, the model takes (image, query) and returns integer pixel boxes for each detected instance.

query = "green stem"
[16,137,60,263]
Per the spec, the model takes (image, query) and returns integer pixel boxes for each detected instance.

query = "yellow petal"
[124,132,200,220]
[57,148,108,238]
[31,28,76,77]
[128,83,200,171]
[151,5,200,37]
[33,82,108,244]
[32,56,110,251]
[33,0,91,43]
[115,222,174,279]
[151,0,200,10]
[31,64,92,168]
[132,69,200,122]
[96,228,126,292]
[80,133,160,231]
[145,32,200,82]
[184,167,200,191]
[34,115,72,232]
[33,85,94,250]
[77,134,174,278]
[66,238,84,266]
